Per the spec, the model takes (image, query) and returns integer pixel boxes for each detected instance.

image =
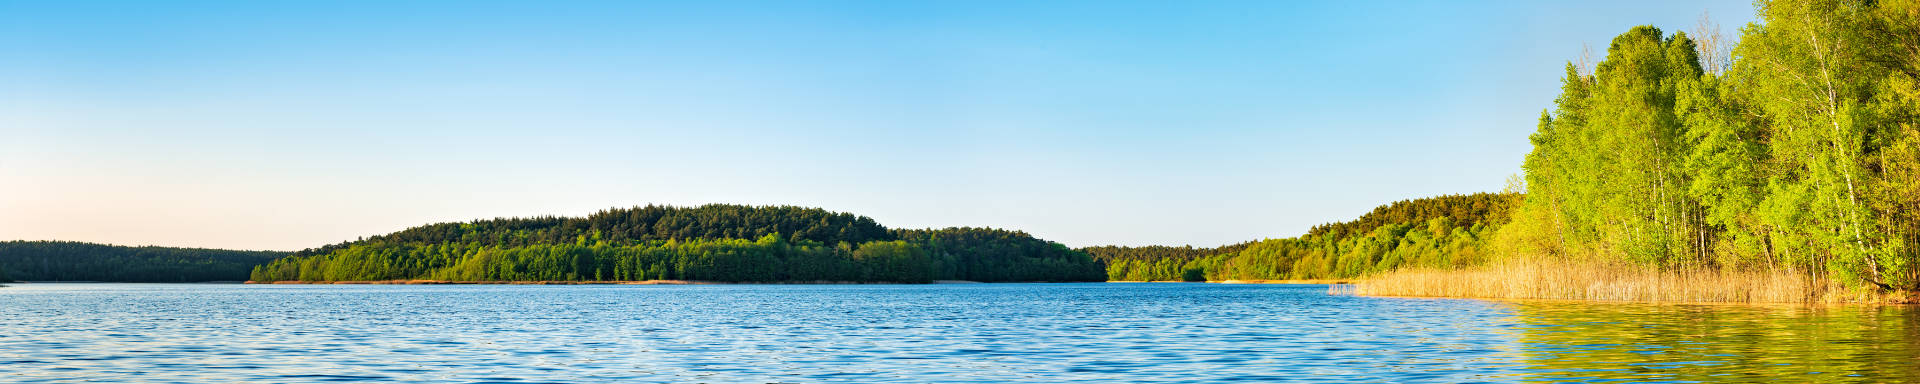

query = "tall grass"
[1351,258,1905,304]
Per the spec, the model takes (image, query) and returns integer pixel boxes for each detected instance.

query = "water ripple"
[0,283,1914,383]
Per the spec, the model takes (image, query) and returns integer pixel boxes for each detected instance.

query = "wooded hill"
[1086,193,1516,282]
[251,204,1107,283]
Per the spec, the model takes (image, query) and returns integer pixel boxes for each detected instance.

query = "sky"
[1,0,1757,251]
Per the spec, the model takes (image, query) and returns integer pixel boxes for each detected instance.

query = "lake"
[1,283,1914,383]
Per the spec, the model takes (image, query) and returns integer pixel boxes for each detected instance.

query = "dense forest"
[251,236,937,283]
[1081,242,1259,264]
[896,228,1109,282]
[1303,194,1515,240]
[1088,193,1515,282]
[0,241,286,282]
[1096,0,1920,296]
[288,204,891,257]
[1500,0,1920,292]
[252,204,1106,283]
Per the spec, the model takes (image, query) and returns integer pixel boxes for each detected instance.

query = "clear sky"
[1,0,1756,251]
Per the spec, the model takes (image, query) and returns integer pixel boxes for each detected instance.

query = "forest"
[0,241,286,282]
[250,236,938,283]
[1498,0,1920,292]
[250,204,1106,283]
[287,204,892,257]
[1087,193,1514,282]
[1095,0,1920,298]
[896,228,1110,282]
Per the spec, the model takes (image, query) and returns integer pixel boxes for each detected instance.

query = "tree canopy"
[1088,194,1516,282]
[1504,0,1920,290]
[253,204,1105,283]
[0,241,285,282]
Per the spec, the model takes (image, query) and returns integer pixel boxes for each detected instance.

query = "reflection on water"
[0,283,1913,383]
[1502,301,1920,383]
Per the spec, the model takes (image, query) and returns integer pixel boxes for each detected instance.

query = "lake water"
[1,283,1914,383]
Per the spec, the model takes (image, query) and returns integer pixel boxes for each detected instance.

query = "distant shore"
[245,279,981,285]
[1216,279,1358,285]
[8,280,248,284]
[244,279,1356,285]
[1102,279,1359,285]
[7,279,1359,285]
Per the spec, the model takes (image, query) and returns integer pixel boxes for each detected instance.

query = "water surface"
[0,283,1913,383]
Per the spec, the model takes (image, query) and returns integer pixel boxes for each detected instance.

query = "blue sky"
[1,0,1755,251]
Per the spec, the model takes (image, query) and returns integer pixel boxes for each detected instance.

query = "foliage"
[1508,0,1920,290]
[251,235,937,283]
[1081,242,1259,264]
[291,204,891,257]
[1303,193,1515,239]
[1093,194,1513,281]
[0,241,285,282]
[896,227,1107,282]
[255,205,1105,283]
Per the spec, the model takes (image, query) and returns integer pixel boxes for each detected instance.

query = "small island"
[246,204,1107,284]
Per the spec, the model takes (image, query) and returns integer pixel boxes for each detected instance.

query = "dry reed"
[1350,258,1904,304]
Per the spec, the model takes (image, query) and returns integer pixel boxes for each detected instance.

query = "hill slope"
[1085,193,1516,282]
[252,204,1105,283]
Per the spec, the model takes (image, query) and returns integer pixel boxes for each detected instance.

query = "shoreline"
[1102,279,1359,285]
[1217,279,1358,285]
[1348,260,1919,305]
[243,279,1358,285]
[245,279,961,285]
[24,279,1906,305]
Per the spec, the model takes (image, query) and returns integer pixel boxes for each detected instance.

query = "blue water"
[1,283,1913,383]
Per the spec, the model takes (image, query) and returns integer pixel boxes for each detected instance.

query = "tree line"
[1303,193,1514,240]
[250,235,938,283]
[1080,242,1259,264]
[290,204,891,257]
[253,204,1106,283]
[0,241,285,282]
[1505,0,1920,291]
[1087,194,1513,281]
[896,228,1109,282]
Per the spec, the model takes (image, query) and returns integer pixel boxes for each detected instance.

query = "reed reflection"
[1500,301,1920,383]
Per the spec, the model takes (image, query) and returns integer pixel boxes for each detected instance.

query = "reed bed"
[1351,258,1903,304]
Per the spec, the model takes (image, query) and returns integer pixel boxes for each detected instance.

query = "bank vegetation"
[1098,0,1920,303]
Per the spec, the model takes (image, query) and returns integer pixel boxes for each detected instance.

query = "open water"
[1,283,1914,383]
